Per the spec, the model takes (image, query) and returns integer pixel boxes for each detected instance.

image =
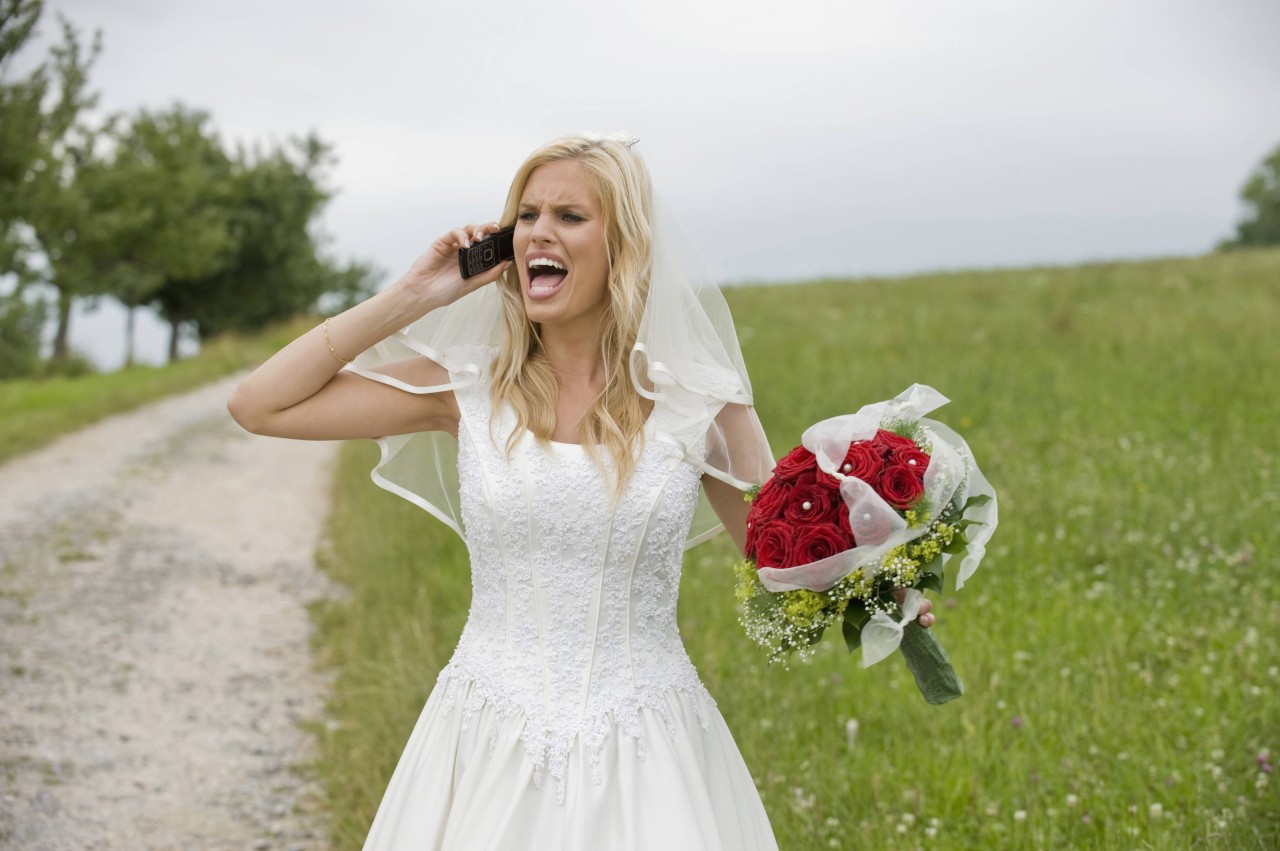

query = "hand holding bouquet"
[735,385,997,704]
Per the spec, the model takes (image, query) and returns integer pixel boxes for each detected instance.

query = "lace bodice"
[436,351,713,800]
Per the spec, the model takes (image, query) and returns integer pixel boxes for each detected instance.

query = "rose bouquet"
[734,385,997,704]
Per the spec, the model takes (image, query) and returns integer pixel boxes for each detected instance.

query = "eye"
[517,210,537,222]
[560,212,584,223]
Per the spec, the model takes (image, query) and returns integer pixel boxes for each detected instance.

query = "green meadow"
[312,249,1280,849]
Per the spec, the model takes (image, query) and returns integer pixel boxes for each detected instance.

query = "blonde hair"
[490,135,653,498]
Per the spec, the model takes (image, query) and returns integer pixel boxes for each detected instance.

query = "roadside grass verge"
[0,317,313,464]
[311,248,1280,849]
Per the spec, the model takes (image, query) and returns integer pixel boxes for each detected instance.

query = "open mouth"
[527,256,567,299]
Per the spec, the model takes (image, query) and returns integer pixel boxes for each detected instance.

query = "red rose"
[837,504,855,545]
[749,477,791,521]
[877,464,925,509]
[753,521,797,569]
[891,446,930,478]
[797,466,842,492]
[793,523,855,566]
[872,429,917,456]
[783,477,841,525]
[772,445,817,482]
[746,478,791,558]
[838,440,884,483]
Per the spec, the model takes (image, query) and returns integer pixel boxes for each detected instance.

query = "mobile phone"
[457,226,515,279]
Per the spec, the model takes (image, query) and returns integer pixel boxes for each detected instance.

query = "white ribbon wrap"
[860,589,926,667]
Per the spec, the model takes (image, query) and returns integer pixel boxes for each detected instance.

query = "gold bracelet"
[322,318,352,365]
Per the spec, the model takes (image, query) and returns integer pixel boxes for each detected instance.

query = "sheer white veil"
[342,134,774,548]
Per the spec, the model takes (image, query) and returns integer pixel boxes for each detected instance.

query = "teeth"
[528,257,566,271]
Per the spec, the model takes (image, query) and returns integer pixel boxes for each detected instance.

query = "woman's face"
[513,159,610,331]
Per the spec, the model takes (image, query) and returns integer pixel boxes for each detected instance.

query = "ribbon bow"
[861,588,926,667]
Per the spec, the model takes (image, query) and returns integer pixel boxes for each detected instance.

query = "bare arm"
[228,222,509,441]
[704,473,751,556]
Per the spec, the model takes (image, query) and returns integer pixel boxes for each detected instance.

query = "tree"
[318,258,382,316]
[1221,142,1280,249]
[4,3,376,368]
[150,133,342,359]
[85,105,236,364]
[0,290,45,378]
[0,5,103,361]
[0,0,45,275]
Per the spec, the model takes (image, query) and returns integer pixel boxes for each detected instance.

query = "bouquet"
[734,385,997,704]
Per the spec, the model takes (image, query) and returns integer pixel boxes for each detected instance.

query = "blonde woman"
[229,134,933,850]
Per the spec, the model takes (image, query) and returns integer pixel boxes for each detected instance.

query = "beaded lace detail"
[437,349,712,802]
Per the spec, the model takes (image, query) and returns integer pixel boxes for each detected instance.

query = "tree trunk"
[124,306,136,368]
[51,290,73,362]
[167,317,181,363]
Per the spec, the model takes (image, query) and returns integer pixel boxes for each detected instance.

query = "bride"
[228,133,934,850]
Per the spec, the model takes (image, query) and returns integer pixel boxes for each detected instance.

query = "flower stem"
[899,621,964,704]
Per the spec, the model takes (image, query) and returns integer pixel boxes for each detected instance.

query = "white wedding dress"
[361,356,779,851]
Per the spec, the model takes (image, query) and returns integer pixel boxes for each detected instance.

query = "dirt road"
[0,375,339,850]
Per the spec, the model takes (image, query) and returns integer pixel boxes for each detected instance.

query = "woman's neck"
[540,318,606,389]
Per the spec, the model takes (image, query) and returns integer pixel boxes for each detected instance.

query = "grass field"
[310,248,1280,849]
[0,318,314,465]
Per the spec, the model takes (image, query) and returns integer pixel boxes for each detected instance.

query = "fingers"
[917,598,935,629]
[891,587,935,629]
[449,227,473,249]
[444,222,502,251]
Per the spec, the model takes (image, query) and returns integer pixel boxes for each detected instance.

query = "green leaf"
[920,552,944,577]
[963,493,992,510]
[841,617,863,652]
[917,572,944,594]
[843,604,871,628]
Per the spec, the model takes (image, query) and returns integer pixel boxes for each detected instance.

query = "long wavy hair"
[490,135,653,499]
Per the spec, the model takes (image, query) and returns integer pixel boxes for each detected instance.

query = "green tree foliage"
[0,2,103,361]
[84,105,236,364]
[1221,141,1280,249]
[320,258,382,316]
[2,2,381,373]
[0,291,45,378]
[0,0,47,273]
[149,133,353,360]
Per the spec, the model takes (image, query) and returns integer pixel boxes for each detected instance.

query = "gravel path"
[0,375,340,850]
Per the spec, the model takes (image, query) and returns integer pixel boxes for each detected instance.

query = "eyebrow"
[518,201,591,214]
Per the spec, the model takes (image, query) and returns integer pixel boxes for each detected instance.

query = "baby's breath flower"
[782,590,827,628]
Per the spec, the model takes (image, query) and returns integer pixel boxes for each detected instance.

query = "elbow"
[226,388,268,435]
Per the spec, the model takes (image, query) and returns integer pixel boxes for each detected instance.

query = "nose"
[529,210,555,244]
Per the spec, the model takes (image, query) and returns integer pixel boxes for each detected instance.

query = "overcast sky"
[25,0,1280,367]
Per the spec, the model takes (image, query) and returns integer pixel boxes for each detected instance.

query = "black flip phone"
[457,226,516,279]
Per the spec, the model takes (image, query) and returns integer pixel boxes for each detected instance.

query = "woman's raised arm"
[227,222,509,441]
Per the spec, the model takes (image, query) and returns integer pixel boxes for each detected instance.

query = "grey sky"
[28,0,1280,367]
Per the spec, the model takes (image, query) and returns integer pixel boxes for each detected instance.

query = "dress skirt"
[362,676,779,851]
